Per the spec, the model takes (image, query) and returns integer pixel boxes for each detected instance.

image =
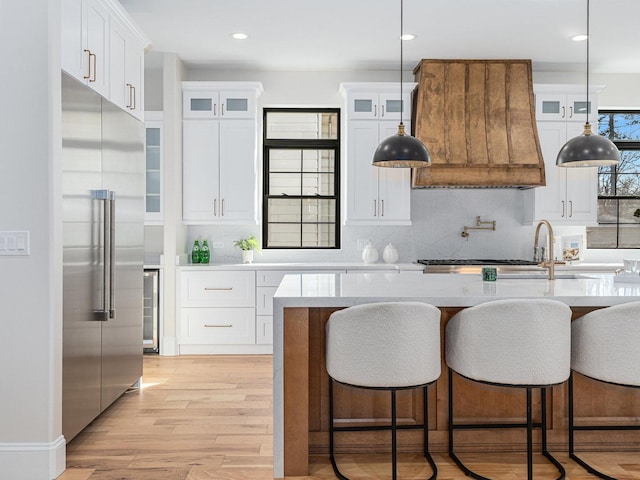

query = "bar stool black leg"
[391,390,397,480]
[541,387,566,480]
[448,369,491,480]
[329,379,348,480]
[568,373,617,480]
[423,385,437,480]
[526,388,533,480]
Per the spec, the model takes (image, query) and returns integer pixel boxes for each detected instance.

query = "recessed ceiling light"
[232,33,248,40]
[571,34,588,41]
[400,34,416,41]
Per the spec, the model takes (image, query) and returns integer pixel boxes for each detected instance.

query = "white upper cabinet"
[534,84,601,124]
[61,0,110,97]
[110,16,144,120]
[341,83,414,225]
[183,88,257,119]
[524,85,601,225]
[61,0,149,117]
[182,82,263,225]
[345,88,411,121]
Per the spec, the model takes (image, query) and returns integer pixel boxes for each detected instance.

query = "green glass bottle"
[200,240,210,264]
[191,240,201,264]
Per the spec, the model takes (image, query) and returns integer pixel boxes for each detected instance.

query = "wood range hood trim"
[411,59,546,189]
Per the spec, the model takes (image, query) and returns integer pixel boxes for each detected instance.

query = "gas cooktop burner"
[418,259,539,266]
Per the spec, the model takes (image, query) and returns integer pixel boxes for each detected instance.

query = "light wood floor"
[59,355,640,480]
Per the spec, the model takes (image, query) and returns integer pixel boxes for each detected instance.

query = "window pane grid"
[589,111,640,249]
[263,108,340,249]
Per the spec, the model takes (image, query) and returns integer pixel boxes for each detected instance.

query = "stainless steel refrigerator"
[62,72,144,441]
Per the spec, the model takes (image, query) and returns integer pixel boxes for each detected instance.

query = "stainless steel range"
[417,259,540,274]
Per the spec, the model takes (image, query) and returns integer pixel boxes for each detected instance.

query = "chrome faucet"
[534,220,555,280]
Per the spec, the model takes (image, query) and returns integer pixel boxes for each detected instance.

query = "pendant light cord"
[400,0,404,126]
[586,0,590,126]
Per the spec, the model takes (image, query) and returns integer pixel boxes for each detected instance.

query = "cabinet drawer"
[256,315,273,345]
[182,308,256,344]
[181,271,255,307]
[256,286,278,315]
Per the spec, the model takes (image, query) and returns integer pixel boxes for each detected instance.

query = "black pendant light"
[556,0,620,167]
[372,0,431,168]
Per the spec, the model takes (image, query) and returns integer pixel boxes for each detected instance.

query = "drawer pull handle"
[204,324,232,328]
[204,287,233,291]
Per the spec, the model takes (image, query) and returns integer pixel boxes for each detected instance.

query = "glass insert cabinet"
[144,111,163,223]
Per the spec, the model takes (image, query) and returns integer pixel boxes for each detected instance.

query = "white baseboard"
[160,335,178,356]
[0,435,65,479]
[178,344,273,355]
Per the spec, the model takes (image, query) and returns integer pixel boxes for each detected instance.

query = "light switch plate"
[0,231,30,256]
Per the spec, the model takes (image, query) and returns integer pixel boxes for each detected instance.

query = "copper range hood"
[411,59,545,189]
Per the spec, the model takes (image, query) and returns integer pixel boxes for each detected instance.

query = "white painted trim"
[0,436,65,480]
[179,344,273,355]
[161,335,178,356]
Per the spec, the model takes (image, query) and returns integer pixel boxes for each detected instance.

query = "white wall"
[0,0,65,478]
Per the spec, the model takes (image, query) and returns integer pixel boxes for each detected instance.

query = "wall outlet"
[212,241,224,249]
[357,239,369,250]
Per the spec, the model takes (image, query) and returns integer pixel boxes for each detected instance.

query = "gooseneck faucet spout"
[534,220,555,280]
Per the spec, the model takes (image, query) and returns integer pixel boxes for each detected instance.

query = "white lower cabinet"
[182,308,255,344]
[178,267,420,354]
[178,270,267,354]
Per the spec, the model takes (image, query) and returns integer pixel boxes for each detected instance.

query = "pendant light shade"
[372,0,431,168]
[556,123,620,167]
[372,123,431,168]
[556,0,620,168]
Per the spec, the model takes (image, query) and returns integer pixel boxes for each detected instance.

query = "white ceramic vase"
[361,242,379,264]
[382,243,399,264]
[242,250,254,264]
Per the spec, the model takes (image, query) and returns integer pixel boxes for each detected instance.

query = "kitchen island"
[272,272,640,478]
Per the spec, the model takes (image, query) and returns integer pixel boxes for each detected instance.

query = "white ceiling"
[120,0,640,74]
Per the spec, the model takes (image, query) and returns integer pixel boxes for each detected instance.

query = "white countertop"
[273,272,640,308]
[177,262,425,271]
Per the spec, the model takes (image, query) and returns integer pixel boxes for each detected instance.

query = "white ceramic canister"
[361,242,379,264]
[382,242,399,264]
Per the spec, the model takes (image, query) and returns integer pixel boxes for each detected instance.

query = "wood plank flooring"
[60,355,640,480]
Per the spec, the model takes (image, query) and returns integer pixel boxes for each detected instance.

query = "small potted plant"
[234,235,261,264]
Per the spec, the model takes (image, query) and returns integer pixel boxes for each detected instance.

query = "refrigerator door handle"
[108,191,116,319]
[92,190,110,321]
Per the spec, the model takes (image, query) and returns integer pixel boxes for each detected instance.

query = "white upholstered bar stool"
[445,299,572,480]
[326,302,442,480]
[569,301,640,480]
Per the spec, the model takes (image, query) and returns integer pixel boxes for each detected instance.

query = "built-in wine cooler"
[143,269,160,354]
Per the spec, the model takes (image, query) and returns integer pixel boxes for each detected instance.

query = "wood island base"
[282,307,640,477]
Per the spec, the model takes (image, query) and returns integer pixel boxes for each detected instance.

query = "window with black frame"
[262,108,340,249]
[588,111,640,248]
